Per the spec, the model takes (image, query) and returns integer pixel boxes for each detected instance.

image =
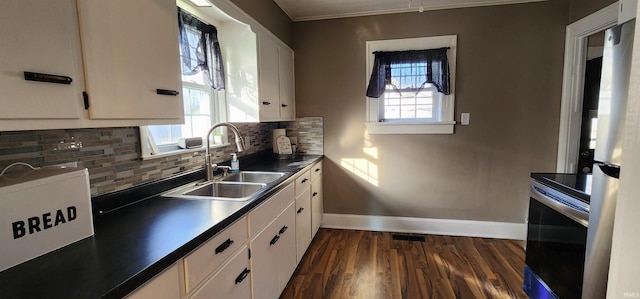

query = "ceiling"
[273,0,546,22]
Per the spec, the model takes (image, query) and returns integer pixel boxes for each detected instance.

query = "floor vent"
[392,234,426,242]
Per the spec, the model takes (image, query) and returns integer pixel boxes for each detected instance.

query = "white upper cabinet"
[223,21,260,122]
[257,31,295,122]
[77,0,184,122]
[219,7,295,123]
[258,32,281,121]
[0,0,185,130]
[278,46,295,120]
[0,0,83,121]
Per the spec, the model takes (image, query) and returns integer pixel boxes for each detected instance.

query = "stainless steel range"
[524,17,635,299]
[524,173,591,299]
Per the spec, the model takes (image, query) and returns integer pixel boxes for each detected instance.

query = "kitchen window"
[365,36,457,134]
[141,7,227,157]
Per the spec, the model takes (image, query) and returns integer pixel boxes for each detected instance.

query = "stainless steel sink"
[162,181,267,201]
[185,182,265,198]
[219,171,287,184]
[161,171,287,201]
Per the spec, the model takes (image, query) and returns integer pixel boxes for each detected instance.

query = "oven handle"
[530,185,589,227]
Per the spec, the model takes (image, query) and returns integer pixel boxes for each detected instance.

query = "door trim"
[557,3,618,173]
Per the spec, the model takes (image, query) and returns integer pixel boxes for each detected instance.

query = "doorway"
[556,3,617,173]
[577,32,605,174]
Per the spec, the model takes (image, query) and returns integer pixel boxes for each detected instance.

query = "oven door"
[524,183,588,299]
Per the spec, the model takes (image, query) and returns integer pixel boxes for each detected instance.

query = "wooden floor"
[280,229,528,299]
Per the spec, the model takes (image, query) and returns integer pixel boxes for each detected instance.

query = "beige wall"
[229,0,293,47]
[293,1,570,223]
[569,0,617,23]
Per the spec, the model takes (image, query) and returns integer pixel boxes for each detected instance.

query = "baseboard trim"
[321,213,527,240]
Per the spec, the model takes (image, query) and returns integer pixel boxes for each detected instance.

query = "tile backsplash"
[286,117,324,155]
[0,118,323,197]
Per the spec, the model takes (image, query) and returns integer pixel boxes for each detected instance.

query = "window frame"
[140,83,228,158]
[365,35,457,135]
[380,84,440,123]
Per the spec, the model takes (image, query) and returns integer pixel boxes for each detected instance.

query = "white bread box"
[0,167,93,272]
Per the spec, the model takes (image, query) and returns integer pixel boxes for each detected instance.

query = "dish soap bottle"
[231,153,239,172]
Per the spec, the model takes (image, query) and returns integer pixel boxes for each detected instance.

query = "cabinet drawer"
[311,161,322,182]
[126,264,180,299]
[249,183,294,236]
[184,216,248,293]
[295,170,311,198]
[190,246,251,299]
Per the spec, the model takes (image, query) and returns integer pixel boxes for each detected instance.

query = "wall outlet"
[461,113,470,125]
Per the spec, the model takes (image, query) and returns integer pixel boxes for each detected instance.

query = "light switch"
[461,113,470,125]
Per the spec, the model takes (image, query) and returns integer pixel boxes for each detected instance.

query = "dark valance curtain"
[366,48,450,98]
[178,8,225,90]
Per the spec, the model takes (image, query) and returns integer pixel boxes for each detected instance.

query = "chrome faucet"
[205,122,246,181]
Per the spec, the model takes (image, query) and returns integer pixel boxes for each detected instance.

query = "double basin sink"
[162,171,287,201]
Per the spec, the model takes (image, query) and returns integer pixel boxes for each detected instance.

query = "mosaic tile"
[0,119,322,196]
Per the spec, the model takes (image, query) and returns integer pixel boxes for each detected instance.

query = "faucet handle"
[212,164,231,176]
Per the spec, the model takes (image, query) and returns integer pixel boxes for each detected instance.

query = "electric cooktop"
[531,173,592,203]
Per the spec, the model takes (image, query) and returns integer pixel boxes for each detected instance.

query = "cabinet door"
[77,0,184,121]
[0,0,82,120]
[250,218,280,299]
[276,203,297,293]
[257,32,280,121]
[190,246,251,299]
[295,188,312,263]
[250,201,297,299]
[126,264,180,299]
[278,47,295,121]
[311,175,323,237]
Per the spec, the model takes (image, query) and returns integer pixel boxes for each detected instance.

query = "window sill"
[141,143,231,160]
[365,122,456,135]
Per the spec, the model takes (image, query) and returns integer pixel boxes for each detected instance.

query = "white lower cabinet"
[275,203,297,293]
[295,177,312,263]
[250,196,296,299]
[127,162,323,299]
[311,178,323,237]
[311,162,323,237]
[183,216,248,294]
[125,263,180,299]
[189,246,252,299]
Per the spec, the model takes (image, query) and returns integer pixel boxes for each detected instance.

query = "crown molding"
[274,0,547,22]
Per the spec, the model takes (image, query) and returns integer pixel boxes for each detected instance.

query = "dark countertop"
[531,172,592,203]
[0,153,322,299]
